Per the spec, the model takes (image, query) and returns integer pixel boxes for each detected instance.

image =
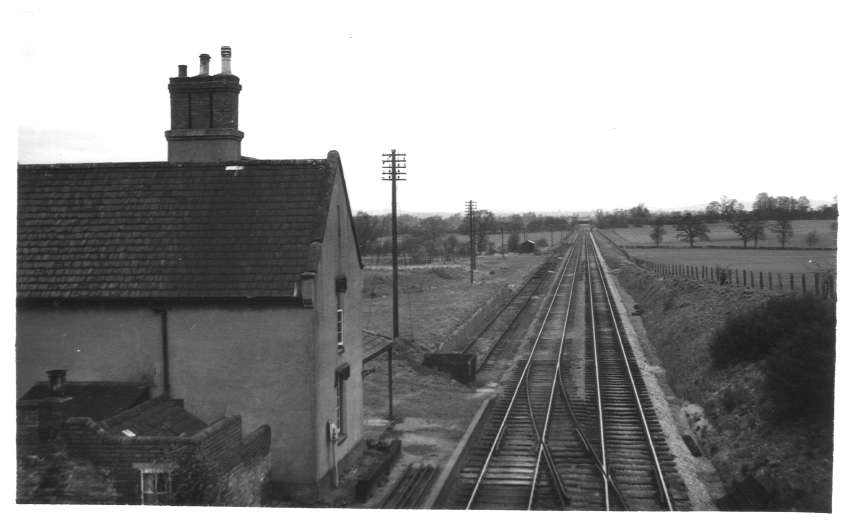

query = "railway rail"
[463,234,575,376]
[440,230,690,510]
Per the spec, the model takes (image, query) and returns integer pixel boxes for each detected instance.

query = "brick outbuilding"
[17,47,364,501]
[17,376,270,505]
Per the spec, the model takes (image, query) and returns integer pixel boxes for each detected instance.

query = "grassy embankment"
[595,233,834,512]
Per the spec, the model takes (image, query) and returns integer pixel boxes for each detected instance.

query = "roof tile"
[18,160,334,299]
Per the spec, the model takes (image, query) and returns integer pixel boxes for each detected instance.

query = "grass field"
[623,247,837,274]
[602,220,837,249]
[361,253,548,347]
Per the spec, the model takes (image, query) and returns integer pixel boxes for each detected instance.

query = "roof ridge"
[19,158,330,170]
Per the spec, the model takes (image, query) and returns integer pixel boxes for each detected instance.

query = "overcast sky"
[13,0,848,214]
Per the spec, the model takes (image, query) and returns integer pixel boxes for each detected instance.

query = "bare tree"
[719,196,744,221]
[353,211,384,256]
[729,217,751,248]
[749,218,766,248]
[649,218,666,247]
[805,230,820,248]
[675,212,710,247]
[769,216,794,248]
[729,215,764,248]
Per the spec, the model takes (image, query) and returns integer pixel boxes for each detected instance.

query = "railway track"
[582,232,688,510]
[463,234,574,377]
[439,230,690,510]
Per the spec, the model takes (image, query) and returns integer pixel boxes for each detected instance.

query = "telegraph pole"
[382,149,406,420]
[465,200,477,284]
[500,226,505,258]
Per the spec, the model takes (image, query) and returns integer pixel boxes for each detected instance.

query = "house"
[17,47,364,501]
[519,239,537,254]
[17,370,271,505]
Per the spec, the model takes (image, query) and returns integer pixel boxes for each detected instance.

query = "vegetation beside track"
[595,234,834,512]
[357,251,552,506]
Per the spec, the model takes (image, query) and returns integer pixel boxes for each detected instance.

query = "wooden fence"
[633,258,837,300]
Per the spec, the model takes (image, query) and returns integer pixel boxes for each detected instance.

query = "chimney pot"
[178,64,187,78]
[221,46,232,74]
[47,369,67,395]
[199,53,211,76]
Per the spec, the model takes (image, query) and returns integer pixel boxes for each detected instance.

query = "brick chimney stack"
[47,369,67,395]
[221,46,232,74]
[199,53,211,75]
[165,46,243,163]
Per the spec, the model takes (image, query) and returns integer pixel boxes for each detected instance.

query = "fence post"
[768,272,772,290]
[735,269,739,286]
[802,273,807,293]
[759,272,763,289]
[778,273,783,291]
[790,273,795,291]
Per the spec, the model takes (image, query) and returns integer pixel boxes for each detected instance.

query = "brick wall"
[63,417,193,503]
[17,398,74,454]
[221,425,272,506]
[62,410,255,505]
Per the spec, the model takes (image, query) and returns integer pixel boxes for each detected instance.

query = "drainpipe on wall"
[153,308,171,397]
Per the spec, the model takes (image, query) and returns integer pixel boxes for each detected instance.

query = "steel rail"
[585,237,611,510]
[556,362,630,510]
[464,241,578,509]
[524,382,569,509]
[526,233,582,509]
[466,230,578,372]
[461,260,545,355]
[588,231,674,511]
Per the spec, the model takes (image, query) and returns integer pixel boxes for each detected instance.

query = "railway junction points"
[358,228,724,510]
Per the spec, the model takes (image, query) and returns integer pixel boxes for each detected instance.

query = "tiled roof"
[18,158,337,299]
[103,398,207,437]
[18,382,150,421]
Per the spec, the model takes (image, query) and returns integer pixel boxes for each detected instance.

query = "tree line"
[595,193,837,248]
[353,211,576,262]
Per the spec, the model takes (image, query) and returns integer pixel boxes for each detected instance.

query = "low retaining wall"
[435,286,514,354]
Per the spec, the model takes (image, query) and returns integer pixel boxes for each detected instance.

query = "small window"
[141,471,171,505]
[337,307,344,351]
[133,463,176,505]
[336,292,344,354]
[334,364,350,442]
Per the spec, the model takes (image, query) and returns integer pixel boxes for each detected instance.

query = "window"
[334,364,351,442]
[336,301,344,353]
[133,463,176,505]
[335,277,347,354]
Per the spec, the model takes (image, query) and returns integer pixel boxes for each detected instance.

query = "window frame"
[133,462,176,505]
[334,364,350,444]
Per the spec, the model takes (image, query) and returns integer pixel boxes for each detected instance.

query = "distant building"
[519,240,537,254]
[17,47,364,501]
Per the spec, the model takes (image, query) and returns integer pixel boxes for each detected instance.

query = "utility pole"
[465,200,477,284]
[382,149,406,421]
[500,226,505,258]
